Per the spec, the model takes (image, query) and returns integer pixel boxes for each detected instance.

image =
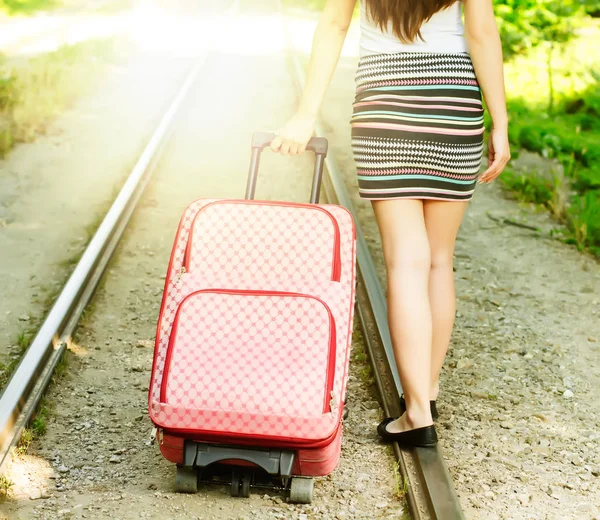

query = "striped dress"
[351,6,485,201]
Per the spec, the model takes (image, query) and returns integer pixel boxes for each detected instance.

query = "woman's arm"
[271,0,357,156]
[463,0,511,183]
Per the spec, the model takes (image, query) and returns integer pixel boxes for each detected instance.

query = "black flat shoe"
[400,394,439,421]
[377,418,438,447]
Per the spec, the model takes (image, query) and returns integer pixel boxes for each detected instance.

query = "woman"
[271,0,509,448]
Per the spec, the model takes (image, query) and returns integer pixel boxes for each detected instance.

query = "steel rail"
[278,5,465,519]
[0,54,210,471]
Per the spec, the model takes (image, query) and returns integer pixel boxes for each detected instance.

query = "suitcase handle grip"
[251,131,328,155]
[246,132,328,204]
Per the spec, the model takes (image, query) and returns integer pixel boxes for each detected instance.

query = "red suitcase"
[148,133,357,502]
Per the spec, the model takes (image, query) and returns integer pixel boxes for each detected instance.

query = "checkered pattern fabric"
[149,199,356,444]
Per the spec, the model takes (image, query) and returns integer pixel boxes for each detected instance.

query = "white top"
[359,0,467,57]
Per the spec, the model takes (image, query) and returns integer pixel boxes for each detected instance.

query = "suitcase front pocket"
[182,201,342,282]
[160,289,337,418]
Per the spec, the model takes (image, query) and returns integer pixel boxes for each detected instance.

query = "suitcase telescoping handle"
[246,132,329,204]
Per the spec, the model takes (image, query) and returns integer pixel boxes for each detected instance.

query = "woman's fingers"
[280,140,291,156]
[487,137,495,167]
[479,129,510,183]
[479,152,510,183]
[270,135,283,152]
[269,114,316,156]
[273,138,304,156]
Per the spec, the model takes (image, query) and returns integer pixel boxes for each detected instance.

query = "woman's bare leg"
[423,200,468,401]
[371,199,433,432]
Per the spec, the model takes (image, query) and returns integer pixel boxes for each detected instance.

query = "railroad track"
[0,1,464,518]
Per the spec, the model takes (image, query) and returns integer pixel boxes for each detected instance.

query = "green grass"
[496,22,600,256]
[0,38,117,157]
[0,474,14,501]
[0,0,56,15]
[351,327,376,389]
[392,462,409,499]
[12,354,69,457]
[15,427,32,455]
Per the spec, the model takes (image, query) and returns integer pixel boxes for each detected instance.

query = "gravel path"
[0,45,194,385]
[0,4,404,519]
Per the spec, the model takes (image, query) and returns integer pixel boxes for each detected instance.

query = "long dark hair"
[364,0,458,43]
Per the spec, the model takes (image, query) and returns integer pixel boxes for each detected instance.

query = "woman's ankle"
[430,381,440,401]
[405,401,433,428]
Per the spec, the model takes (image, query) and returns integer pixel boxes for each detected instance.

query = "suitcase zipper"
[160,288,337,414]
[182,200,342,282]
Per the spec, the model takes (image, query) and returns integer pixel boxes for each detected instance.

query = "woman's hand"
[270,113,316,156]
[478,126,510,183]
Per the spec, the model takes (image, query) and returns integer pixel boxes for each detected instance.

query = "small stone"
[456,359,471,369]
[533,413,549,422]
[588,337,597,343]
[299,515,308,520]
[137,340,154,348]
[569,454,584,466]
[29,489,42,500]
[577,502,593,513]
[517,494,530,505]
[500,421,514,430]
[523,353,534,360]
[57,465,69,473]
[563,390,574,399]
[546,486,560,499]
[533,446,551,456]
[18,314,31,321]
[591,468,600,477]
[109,455,121,464]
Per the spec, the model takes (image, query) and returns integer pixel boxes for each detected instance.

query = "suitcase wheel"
[175,465,198,493]
[231,468,252,498]
[289,477,314,504]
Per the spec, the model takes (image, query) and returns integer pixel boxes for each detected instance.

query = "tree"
[495,0,585,111]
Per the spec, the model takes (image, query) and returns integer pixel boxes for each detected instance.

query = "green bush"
[0,0,55,14]
[495,0,584,57]
[501,168,555,205]
[567,190,600,254]
[0,39,116,157]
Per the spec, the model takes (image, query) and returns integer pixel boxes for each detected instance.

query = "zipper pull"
[176,266,186,282]
[329,391,338,414]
